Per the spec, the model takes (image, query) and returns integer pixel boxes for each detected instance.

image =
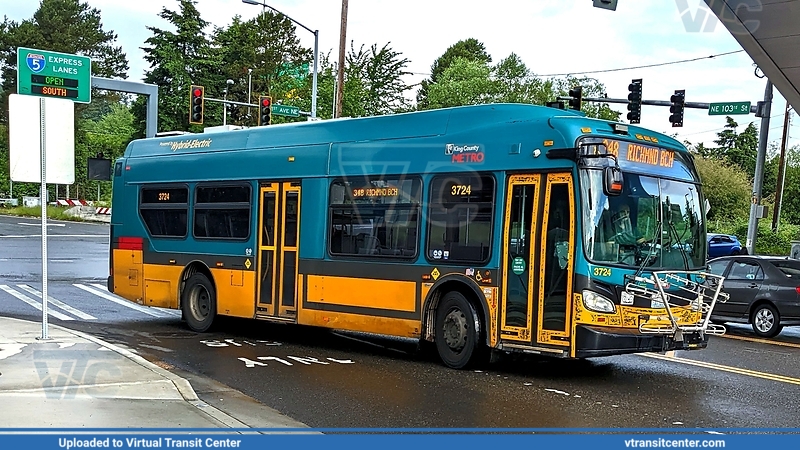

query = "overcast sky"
[4,0,796,150]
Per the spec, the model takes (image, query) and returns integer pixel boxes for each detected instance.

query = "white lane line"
[73,284,169,318]
[16,284,97,320]
[88,283,182,317]
[18,222,66,227]
[0,235,108,238]
[0,285,74,321]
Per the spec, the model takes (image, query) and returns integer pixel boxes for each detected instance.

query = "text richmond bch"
[59,437,242,449]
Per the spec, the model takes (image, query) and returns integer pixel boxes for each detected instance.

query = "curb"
[13,318,250,429]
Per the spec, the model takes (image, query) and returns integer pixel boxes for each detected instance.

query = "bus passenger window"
[328,177,421,258]
[193,183,251,240]
[139,186,189,237]
[427,174,495,264]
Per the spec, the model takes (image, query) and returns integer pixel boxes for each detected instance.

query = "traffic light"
[189,85,204,125]
[669,89,685,127]
[626,79,642,124]
[258,96,272,126]
[568,86,582,111]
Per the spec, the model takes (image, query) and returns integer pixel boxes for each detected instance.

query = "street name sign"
[708,101,751,115]
[272,104,300,117]
[17,47,92,103]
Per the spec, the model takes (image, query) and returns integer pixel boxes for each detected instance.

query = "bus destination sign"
[16,47,91,103]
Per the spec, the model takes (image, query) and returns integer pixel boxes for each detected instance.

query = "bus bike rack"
[623,271,729,339]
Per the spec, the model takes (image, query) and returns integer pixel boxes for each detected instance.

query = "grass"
[0,206,85,221]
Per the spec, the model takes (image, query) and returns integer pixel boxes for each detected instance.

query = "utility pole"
[746,79,773,254]
[335,0,348,118]
[772,102,791,231]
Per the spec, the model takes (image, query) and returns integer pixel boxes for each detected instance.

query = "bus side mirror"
[603,167,623,196]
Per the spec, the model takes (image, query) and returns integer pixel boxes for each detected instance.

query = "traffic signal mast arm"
[558,95,759,113]
[204,97,312,116]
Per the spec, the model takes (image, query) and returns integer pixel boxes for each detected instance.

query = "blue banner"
[0,431,798,450]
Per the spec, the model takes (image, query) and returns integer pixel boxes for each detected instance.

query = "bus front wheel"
[435,291,481,369]
[182,273,217,332]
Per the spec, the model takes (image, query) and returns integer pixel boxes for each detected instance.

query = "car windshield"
[581,169,706,269]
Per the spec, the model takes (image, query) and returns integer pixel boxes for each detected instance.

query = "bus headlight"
[582,290,616,313]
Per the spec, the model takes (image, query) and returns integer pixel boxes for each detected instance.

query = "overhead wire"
[535,50,745,77]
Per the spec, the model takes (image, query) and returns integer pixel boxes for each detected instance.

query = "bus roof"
[124,103,686,159]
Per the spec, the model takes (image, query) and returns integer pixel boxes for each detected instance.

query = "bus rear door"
[256,182,301,319]
[500,173,576,352]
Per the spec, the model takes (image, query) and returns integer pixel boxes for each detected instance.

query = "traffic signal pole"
[560,95,731,111]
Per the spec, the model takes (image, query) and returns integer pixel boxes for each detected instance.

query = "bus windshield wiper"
[667,220,690,271]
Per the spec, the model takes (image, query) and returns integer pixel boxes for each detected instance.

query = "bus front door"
[256,182,301,319]
[500,173,575,350]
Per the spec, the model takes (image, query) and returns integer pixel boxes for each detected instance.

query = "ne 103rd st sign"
[708,101,751,115]
[17,47,91,103]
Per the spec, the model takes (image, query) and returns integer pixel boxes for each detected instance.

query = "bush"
[708,218,800,255]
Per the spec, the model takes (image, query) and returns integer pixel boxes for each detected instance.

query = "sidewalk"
[0,317,308,429]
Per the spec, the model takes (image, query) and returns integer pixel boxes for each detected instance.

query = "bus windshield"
[581,169,706,269]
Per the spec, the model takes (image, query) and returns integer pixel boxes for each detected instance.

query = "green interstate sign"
[17,47,92,103]
[708,101,751,115]
[272,104,300,117]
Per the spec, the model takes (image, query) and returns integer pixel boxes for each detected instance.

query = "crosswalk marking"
[88,284,182,317]
[73,283,170,318]
[16,284,97,320]
[0,285,74,321]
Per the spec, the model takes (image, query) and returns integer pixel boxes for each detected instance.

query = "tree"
[212,11,311,126]
[426,57,498,109]
[711,117,759,178]
[422,50,620,121]
[133,0,215,133]
[346,43,411,116]
[0,0,128,200]
[0,0,128,123]
[693,155,751,222]
[417,38,491,109]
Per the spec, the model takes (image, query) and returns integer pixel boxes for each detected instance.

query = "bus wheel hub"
[443,310,468,351]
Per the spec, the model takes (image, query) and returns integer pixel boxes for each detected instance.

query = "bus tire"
[182,273,217,332]
[435,291,481,369]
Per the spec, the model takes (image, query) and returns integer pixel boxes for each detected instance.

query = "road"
[1,214,799,428]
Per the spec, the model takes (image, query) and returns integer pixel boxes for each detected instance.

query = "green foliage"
[0,205,85,221]
[426,58,497,108]
[693,156,751,221]
[708,117,760,178]
[417,38,491,108]
[0,0,129,123]
[0,0,129,202]
[133,0,216,133]
[709,217,799,256]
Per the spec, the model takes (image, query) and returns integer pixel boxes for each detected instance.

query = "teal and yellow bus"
[108,104,726,368]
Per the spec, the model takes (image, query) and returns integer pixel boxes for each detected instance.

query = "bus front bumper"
[107,276,113,293]
[574,324,708,358]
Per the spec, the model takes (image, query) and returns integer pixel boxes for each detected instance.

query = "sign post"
[13,47,86,339]
[708,101,751,115]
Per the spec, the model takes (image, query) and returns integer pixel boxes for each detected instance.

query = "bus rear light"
[795,286,800,295]
[118,237,143,250]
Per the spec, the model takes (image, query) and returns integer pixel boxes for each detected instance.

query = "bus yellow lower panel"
[142,264,184,309]
[113,249,143,302]
[298,309,421,338]
[306,275,417,312]
[210,268,256,319]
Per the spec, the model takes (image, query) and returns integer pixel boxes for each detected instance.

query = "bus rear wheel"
[182,273,217,332]
[435,291,481,369]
